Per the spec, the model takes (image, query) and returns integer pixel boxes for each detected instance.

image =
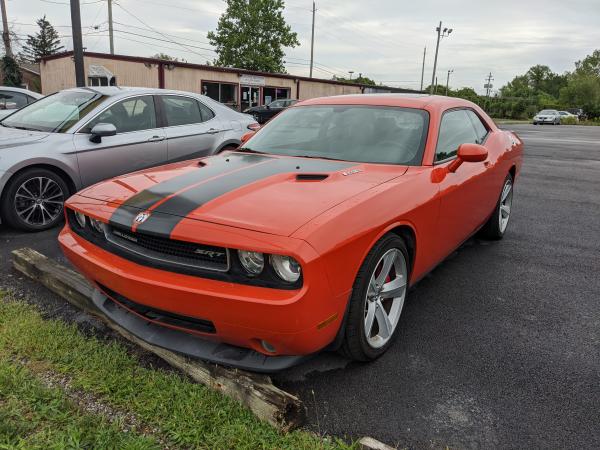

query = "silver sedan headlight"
[270,255,301,283]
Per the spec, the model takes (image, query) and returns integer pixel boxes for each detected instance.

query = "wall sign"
[240,74,266,86]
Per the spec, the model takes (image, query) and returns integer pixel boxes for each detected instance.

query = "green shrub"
[561,116,578,125]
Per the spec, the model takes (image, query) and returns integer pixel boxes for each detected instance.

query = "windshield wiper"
[293,154,345,162]
[9,125,42,132]
[236,147,266,154]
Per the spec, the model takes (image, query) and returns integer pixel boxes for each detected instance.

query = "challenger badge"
[134,211,151,224]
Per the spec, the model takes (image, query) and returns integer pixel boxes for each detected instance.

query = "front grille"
[105,225,229,272]
[99,284,216,334]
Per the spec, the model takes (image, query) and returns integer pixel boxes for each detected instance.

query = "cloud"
[10,0,599,93]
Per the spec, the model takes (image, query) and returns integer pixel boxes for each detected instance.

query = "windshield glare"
[1,91,106,133]
[539,110,556,114]
[245,105,429,165]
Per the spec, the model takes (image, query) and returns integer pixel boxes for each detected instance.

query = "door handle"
[206,128,220,135]
[147,135,165,142]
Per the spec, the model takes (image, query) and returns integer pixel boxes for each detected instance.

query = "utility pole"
[446,69,453,95]
[309,1,315,78]
[70,0,85,87]
[420,46,426,91]
[484,72,494,97]
[0,0,12,57]
[430,21,452,94]
[107,0,114,54]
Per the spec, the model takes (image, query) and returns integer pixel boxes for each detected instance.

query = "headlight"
[270,255,301,283]
[74,211,86,228]
[90,217,104,234]
[238,250,264,275]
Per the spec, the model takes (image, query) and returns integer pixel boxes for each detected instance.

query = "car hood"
[78,152,407,237]
[0,127,51,149]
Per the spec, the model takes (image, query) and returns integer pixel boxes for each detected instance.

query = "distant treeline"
[429,49,600,119]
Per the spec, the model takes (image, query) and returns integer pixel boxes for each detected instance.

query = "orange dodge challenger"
[59,94,523,372]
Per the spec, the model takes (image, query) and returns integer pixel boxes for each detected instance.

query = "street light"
[430,21,453,94]
[446,69,454,95]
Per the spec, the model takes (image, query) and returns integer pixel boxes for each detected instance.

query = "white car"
[559,111,579,122]
[0,86,43,119]
[533,109,561,125]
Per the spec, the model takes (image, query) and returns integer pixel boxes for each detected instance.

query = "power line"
[113,1,213,60]
[112,28,216,53]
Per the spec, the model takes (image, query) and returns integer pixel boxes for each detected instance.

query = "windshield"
[243,105,429,165]
[1,90,107,132]
[539,110,556,115]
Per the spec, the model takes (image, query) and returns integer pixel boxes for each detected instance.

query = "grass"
[0,295,352,449]
[0,356,159,449]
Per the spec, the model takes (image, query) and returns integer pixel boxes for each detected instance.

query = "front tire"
[0,168,69,232]
[340,234,409,361]
[479,173,514,240]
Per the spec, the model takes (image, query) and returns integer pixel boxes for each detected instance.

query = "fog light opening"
[261,340,276,354]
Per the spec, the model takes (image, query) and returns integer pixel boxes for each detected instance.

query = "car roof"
[0,86,43,98]
[297,93,476,110]
[61,86,202,98]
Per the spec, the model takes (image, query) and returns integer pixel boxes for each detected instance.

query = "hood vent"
[295,173,329,182]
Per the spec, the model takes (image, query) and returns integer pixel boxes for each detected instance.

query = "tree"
[151,53,186,62]
[1,55,22,87]
[207,0,299,72]
[19,16,64,62]
[334,75,376,86]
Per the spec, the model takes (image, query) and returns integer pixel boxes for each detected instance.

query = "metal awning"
[88,64,114,79]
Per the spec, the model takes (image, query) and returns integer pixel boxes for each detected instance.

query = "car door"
[73,95,167,186]
[158,94,223,163]
[434,108,495,255]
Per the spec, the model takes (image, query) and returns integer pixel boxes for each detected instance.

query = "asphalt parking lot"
[0,124,598,449]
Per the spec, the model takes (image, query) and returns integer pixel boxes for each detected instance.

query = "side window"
[197,100,215,122]
[0,91,29,110]
[83,95,156,133]
[466,110,489,143]
[436,109,479,162]
[161,95,203,127]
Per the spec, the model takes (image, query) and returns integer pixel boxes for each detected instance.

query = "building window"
[202,81,238,110]
[88,76,117,87]
[262,87,291,105]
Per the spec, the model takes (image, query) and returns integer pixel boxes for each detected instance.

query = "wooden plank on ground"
[12,247,306,432]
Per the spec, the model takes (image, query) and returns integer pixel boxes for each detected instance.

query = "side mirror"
[89,123,117,143]
[240,131,255,144]
[447,143,488,173]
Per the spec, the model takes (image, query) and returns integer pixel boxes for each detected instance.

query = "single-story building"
[39,51,420,111]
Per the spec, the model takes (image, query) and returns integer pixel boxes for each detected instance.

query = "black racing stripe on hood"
[109,153,273,229]
[135,157,354,237]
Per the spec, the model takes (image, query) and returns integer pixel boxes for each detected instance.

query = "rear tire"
[479,173,514,240]
[340,234,409,361]
[0,168,69,232]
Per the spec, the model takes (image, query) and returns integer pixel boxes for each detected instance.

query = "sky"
[6,0,600,94]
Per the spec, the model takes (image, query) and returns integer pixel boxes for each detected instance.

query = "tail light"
[247,122,261,131]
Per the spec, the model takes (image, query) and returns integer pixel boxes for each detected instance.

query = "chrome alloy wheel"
[364,248,408,348]
[14,176,65,227]
[499,178,513,233]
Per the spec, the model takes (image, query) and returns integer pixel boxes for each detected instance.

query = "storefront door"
[240,86,260,111]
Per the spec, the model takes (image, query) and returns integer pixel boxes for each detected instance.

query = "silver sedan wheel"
[499,178,513,233]
[14,176,65,227]
[364,248,408,349]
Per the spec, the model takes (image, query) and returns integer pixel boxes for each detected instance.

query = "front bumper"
[59,223,349,371]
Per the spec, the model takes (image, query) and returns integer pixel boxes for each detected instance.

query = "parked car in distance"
[244,98,298,123]
[559,111,579,122]
[0,86,43,119]
[59,94,523,372]
[0,86,258,231]
[567,108,587,121]
[533,109,561,125]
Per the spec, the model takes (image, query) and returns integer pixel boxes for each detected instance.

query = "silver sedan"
[0,87,257,231]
